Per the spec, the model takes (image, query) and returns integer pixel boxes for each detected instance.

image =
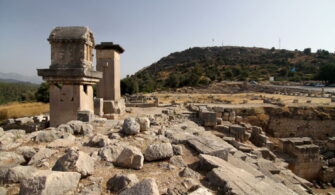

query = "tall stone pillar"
[96,42,125,116]
[37,26,102,126]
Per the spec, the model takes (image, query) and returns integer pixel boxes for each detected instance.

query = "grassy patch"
[0,102,49,120]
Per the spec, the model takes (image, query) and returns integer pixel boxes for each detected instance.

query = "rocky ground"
[0,102,323,195]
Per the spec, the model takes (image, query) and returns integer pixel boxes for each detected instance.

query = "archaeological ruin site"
[1,26,335,195]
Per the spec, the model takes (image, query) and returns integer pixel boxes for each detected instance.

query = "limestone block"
[16,146,37,161]
[200,111,217,127]
[235,116,243,123]
[94,98,104,116]
[144,143,174,161]
[28,148,58,166]
[19,170,81,195]
[4,166,37,184]
[35,129,59,142]
[115,146,144,169]
[0,152,25,167]
[107,173,138,193]
[119,178,159,195]
[104,99,126,115]
[98,145,124,163]
[77,110,94,123]
[53,147,94,177]
[136,117,150,131]
[86,133,111,147]
[122,117,140,135]
[228,111,236,123]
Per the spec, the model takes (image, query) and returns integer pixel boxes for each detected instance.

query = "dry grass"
[0,102,49,120]
[146,92,332,105]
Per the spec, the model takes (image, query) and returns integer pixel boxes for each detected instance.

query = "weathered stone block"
[77,110,94,123]
[94,98,104,116]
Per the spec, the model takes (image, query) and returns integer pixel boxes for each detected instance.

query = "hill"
[0,72,42,84]
[121,46,335,94]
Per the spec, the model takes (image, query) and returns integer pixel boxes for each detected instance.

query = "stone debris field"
[1,26,335,195]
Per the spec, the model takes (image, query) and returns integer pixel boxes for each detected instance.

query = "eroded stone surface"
[19,170,81,195]
[122,118,140,135]
[53,147,94,177]
[144,143,174,161]
[115,146,144,169]
[106,173,138,193]
[119,178,159,195]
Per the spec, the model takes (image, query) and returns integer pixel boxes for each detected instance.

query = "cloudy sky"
[0,0,334,78]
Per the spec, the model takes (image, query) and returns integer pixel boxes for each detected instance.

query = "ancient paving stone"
[106,173,138,193]
[256,160,281,174]
[187,132,236,154]
[19,170,81,195]
[52,147,94,177]
[199,154,228,171]
[119,178,160,195]
[136,117,150,131]
[253,148,276,161]
[207,149,229,161]
[207,166,298,195]
[122,117,140,135]
[0,152,25,167]
[86,133,111,147]
[28,148,58,166]
[98,144,124,163]
[144,143,174,161]
[115,146,144,169]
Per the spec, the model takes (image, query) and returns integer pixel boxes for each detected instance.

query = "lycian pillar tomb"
[96,42,125,117]
[37,26,102,126]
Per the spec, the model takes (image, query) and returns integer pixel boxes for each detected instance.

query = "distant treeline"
[0,81,49,105]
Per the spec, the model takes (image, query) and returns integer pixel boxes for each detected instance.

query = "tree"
[224,70,233,80]
[121,77,139,95]
[166,73,180,88]
[35,82,49,103]
[317,64,335,83]
[303,48,311,55]
[232,67,241,77]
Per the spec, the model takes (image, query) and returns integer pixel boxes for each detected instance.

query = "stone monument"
[95,42,126,117]
[37,26,102,126]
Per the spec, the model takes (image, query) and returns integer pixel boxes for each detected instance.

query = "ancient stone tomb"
[96,42,126,117]
[38,26,102,126]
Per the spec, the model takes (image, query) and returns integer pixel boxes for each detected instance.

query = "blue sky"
[0,0,334,78]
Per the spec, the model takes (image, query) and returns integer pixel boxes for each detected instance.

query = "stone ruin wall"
[233,106,335,140]
[267,118,335,139]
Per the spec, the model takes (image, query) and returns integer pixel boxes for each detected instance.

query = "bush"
[35,82,49,103]
[317,64,335,83]
[303,48,311,55]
